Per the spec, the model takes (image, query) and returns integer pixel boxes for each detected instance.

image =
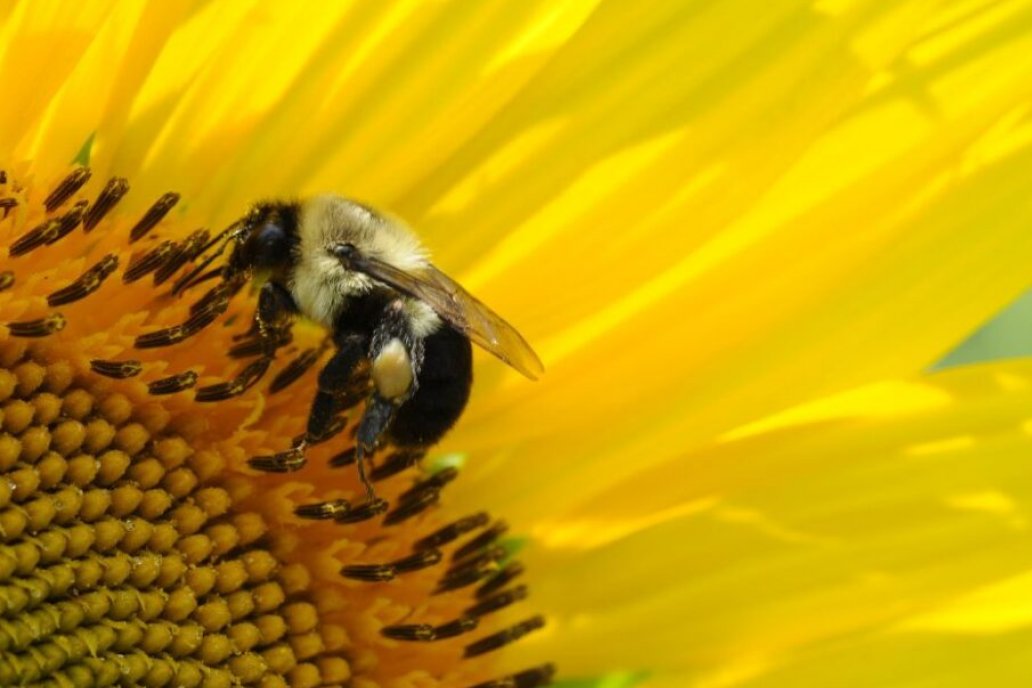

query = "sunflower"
[4,1,1032,687]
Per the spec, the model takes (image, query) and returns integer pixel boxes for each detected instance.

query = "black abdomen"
[388,325,473,447]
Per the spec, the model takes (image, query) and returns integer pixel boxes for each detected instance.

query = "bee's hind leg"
[353,394,395,500]
[348,304,424,499]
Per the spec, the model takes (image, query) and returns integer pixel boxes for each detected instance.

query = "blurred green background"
[937,292,1032,369]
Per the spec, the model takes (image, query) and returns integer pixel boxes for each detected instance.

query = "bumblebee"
[178,195,542,501]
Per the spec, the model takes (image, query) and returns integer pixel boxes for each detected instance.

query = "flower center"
[0,167,554,687]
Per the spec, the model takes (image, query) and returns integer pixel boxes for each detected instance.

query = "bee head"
[329,242,358,267]
[173,201,301,296]
[227,202,299,278]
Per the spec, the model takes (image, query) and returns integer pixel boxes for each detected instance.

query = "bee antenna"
[172,222,243,295]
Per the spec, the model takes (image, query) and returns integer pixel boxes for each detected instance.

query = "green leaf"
[73,132,95,166]
[935,290,1032,369]
[497,535,528,566]
[553,672,649,688]
[425,452,467,473]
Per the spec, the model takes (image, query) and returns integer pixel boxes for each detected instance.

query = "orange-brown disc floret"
[0,166,553,688]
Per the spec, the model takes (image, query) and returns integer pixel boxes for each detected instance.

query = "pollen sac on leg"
[371,337,413,401]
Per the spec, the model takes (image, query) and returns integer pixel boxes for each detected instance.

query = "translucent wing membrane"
[344,250,544,380]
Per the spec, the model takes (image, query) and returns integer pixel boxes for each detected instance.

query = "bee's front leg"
[255,281,297,355]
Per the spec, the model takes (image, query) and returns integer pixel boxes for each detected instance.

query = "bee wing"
[421,264,545,379]
[346,253,544,380]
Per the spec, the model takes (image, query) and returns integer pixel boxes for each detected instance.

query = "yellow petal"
[7,2,1032,687]
[441,0,1032,530]
[508,359,1032,683]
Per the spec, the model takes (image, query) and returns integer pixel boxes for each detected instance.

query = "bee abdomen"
[388,326,472,447]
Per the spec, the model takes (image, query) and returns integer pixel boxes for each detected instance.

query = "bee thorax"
[290,255,366,327]
[372,338,414,400]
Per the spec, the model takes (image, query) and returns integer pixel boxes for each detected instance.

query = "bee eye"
[257,223,286,250]
[330,243,358,265]
[240,222,290,271]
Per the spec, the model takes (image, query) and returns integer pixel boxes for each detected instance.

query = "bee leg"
[255,281,297,355]
[355,394,395,499]
[233,282,296,356]
[369,301,423,405]
[349,306,424,498]
[308,334,367,441]
[242,283,302,472]
[302,333,390,503]
[197,284,297,404]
